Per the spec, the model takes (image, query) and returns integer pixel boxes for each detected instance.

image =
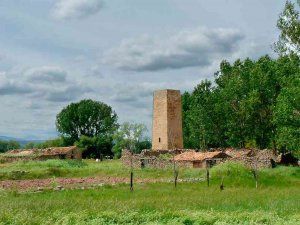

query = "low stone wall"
[231,157,276,169]
[121,149,175,169]
[0,154,60,163]
[121,150,143,168]
[176,161,193,168]
[121,149,288,169]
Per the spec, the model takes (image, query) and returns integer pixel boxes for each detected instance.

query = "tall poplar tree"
[274,1,300,56]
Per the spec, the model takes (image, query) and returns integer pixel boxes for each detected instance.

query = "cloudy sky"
[0,0,285,140]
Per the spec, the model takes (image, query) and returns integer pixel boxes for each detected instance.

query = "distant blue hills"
[0,136,44,146]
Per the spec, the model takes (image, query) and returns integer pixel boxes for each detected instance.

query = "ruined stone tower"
[152,89,183,150]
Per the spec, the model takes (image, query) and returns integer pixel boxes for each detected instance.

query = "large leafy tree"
[212,56,289,149]
[33,138,66,149]
[112,122,151,158]
[181,91,193,148]
[215,59,252,148]
[56,99,118,142]
[56,99,118,157]
[76,135,114,159]
[185,80,218,149]
[182,80,227,149]
[274,0,300,56]
[274,75,300,152]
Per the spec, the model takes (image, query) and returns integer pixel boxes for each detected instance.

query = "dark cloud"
[0,83,32,95]
[110,86,152,103]
[110,94,137,103]
[45,86,91,102]
[0,73,33,95]
[103,28,244,71]
[52,0,104,20]
[0,67,91,102]
[24,101,43,110]
[25,66,67,84]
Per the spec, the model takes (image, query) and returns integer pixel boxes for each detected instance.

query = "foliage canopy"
[112,122,151,158]
[182,55,300,154]
[56,99,118,158]
[0,140,20,153]
[56,99,118,143]
[274,0,300,56]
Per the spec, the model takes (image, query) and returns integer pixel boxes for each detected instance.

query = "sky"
[0,0,286,140]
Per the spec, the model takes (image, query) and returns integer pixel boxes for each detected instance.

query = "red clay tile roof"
[175,151,230,162]
[225,148,255,158]
[6,146,78,156]
[224,148,277,159]
[42,146,77,155]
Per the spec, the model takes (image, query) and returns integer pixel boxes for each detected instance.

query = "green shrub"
[0,157,6,164]
[47,167,63,177]
[210,162,256,187]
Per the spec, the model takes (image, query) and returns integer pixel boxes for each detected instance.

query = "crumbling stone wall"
[121,150,144,168]
[231,157,276,169]
[121,149,175,169]
[0,155,59,163]
[121,148,283,169]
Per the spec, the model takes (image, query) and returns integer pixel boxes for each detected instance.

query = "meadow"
[0,159,202,181]
[0,160,299,224]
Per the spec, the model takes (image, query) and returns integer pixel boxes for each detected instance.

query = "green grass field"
[0,159,203,181]
[0,160,299,224]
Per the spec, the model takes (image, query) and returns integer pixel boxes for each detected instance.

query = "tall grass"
[0,182,299,224]
[0,159,299,190]
[0,161,299,224]
[209,161,300,188]
[0,159,204,181]
[0,160,88,180]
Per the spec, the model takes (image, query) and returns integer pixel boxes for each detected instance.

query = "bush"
[210,162,254,187]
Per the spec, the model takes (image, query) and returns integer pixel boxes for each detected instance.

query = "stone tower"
[152,89,183,150]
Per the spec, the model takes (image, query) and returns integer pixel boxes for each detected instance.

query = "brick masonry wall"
[152,90,183,150]
[167,90,183,149]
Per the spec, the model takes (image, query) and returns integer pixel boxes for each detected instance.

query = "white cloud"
[103,27,245,71]
[51,0,104,20]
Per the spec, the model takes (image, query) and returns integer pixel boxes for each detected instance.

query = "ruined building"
[2,146,82,163]
[152,89,183,150]
[122,89,297,169]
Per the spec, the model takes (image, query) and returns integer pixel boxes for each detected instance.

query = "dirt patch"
[0,176,155,191]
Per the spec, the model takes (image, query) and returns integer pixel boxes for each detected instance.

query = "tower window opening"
[159,137,161,142]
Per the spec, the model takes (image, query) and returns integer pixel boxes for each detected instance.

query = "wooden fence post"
[220,176,224,191]
[252,167,258,189]
[174,170,179,188]
[206,168,210,187]
[130,171,133,191]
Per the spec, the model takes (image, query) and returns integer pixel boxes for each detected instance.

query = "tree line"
[182,55,300,154]
[0,140,20,153]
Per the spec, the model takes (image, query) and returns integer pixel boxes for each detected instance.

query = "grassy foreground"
[0,183,299,224]
[0,159,202,180]
[0,161,299,224]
